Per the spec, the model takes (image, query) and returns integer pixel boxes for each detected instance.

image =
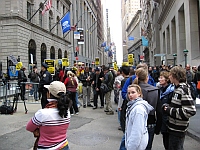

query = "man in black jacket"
[39,62,52,108]
[79,67,93,108]
[91,67,104,109]
[18,66,27,100]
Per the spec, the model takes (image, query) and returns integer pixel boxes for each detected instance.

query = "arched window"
[41,43,47,64]
[64,50,68,58]
[50,46,55,59]
[28,39,36,64]
[58,49,62,59]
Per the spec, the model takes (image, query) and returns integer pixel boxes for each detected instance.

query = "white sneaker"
[29,94,33,96]
[75,112,79,115]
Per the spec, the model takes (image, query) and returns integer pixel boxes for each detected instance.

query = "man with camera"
[18,66,27,100]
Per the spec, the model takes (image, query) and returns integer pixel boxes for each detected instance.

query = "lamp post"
[173,53,177,66]
[183,49,189,67]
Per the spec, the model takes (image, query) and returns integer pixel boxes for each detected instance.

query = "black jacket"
[79,71,93,87]
[139,82,162,134]
[18,69,27,83]
[39,70,52,90]
[92,73,104,89]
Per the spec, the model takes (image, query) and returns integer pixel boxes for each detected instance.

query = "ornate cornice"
[157,0,176,25]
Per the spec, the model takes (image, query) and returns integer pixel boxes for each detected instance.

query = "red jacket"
[64,77,77,92]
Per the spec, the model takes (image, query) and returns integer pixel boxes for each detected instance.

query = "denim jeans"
[118,110,121,126]
[33,84,38,100]
[146,125,155,150]
[169,134,185,150]
[119,134,126,150]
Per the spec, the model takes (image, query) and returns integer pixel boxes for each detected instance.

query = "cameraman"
[18,66,27,100]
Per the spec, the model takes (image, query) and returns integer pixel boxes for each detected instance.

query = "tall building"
[0,0,71,72]
[122,0,141,62]
[153,0,200,66]
[71,0,98,67]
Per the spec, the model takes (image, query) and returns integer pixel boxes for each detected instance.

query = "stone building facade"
[0,0,71,72]
[155,0,200,66]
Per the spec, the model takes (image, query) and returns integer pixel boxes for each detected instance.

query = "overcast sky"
[102,0,123,65]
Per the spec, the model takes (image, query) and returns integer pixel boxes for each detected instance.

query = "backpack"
[100,83,109,93]
[0,105,14,114]
[110,70,116,85]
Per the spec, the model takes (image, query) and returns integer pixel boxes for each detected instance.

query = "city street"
[0,93,200,150]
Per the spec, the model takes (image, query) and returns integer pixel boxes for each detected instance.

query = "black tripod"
[13,83,28,114]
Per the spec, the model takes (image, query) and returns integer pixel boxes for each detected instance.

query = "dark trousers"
[162,132,169,150]
[41,88,48,109]
[146,125,155,150]
[69,92,79,114]
[93,89,104,107]
[169,134,185,150]
[20,83,26,100]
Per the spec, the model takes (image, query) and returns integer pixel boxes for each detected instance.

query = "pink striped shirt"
[26,108,70,149]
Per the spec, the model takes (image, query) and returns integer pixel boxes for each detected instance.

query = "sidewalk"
[187,100,200,141]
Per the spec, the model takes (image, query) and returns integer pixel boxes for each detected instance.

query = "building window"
[57,0,59,10]
[56,16,60,35]
[39,10,42,27]
[64,50,68,58]
[27,2,32,21]
[58,49,62,59]
[41,43,47,64]
[63,6,65,15]
[50,46,55,59]
[49,11,53,31]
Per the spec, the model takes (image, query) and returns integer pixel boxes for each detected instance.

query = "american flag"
[42,0,52,15]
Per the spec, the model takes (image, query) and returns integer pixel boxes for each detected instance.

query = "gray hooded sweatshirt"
[125,97,154,150]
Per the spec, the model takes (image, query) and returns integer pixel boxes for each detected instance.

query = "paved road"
[0,96,200,150]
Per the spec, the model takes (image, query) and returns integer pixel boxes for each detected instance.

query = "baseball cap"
[44,81,66,98]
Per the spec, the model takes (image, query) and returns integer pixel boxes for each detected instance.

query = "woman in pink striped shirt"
[26,81,71,150]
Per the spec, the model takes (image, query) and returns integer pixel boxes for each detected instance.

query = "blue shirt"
[121,75,155,100]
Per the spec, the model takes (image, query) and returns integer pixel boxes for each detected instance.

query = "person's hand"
[92,81,94,84]
[96,88,99,91]
[118,108,122,111]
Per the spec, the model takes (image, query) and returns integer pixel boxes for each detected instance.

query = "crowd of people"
[23,62,198,150]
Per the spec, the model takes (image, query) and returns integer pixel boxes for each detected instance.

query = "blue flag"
[61,12,71,34]
[104,46,109,52]
[142,36,148,46]
[128,36,134,41]
[101,42,106,47]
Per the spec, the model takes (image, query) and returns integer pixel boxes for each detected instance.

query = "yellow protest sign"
[16,62,23,70]
[114,62,118,71]
[62,58,69,67]
[95,57,100,66]
[128,54,134,65]
[44,59,55,75]
[122,62,129,66]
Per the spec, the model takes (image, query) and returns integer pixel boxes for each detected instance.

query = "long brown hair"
[133,68,148,85]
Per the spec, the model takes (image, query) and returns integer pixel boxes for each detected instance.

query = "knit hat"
[44,81,66,98]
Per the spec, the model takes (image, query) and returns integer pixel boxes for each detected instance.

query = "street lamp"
[173,53,177,66]
[183,49,189,67]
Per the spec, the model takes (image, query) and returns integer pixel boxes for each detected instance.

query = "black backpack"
[0,105,14,114]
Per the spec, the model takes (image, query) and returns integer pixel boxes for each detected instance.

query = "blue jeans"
[118,110,121,126]
[119,134,126,150]
[33,84,38,100]
[169,134,185,150]
[146,125,155,150]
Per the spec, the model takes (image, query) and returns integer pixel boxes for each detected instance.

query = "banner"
[44,59,55,75]
[142,36,149,46]
[62,58,69,67]
[95,57,100,66]
[77,28,84,44]
[61,12,71,34]
[42,0,52,15]
[128,36,134,41]
[74,31,80,39]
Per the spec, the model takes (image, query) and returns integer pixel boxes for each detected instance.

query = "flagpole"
[86,21,97,32]
[50,10,70,32]
[28,0,48,22]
